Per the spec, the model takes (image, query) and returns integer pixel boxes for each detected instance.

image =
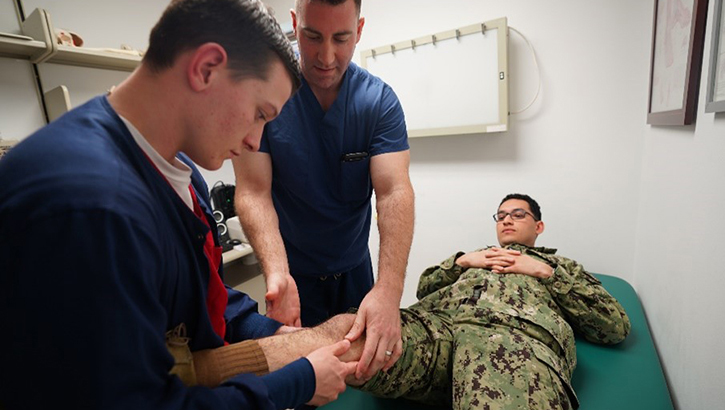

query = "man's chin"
[195,159,224,172]
[308,74,339,90]
[498,237,515,247]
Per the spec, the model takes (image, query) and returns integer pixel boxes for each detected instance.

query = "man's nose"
[319,41,335,65]
[242,124,264,152]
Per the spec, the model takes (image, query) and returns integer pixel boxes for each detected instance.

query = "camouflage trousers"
[358,308,572,410]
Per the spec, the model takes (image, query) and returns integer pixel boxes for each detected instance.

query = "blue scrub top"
[260,62,408,276]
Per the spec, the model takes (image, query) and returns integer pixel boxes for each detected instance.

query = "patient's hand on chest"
[457,248,553,279]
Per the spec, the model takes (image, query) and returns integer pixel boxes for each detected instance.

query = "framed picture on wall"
[706,0,725,112]
[647,0,709,125]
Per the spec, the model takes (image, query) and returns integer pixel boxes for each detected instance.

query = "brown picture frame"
[647,0,709,125]
[705,0,725,112]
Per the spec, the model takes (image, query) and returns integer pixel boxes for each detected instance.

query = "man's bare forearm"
[375,184,415,297]
[235,192,289,277]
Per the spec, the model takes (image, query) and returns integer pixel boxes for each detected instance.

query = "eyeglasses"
[492,208,538,222]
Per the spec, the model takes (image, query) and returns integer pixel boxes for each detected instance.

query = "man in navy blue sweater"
[0,1,356,409]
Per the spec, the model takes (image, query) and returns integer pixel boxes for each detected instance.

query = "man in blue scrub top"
[233,0,414,382]
[0,1,356,409]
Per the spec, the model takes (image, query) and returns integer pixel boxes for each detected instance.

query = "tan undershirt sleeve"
[193,340,269,387]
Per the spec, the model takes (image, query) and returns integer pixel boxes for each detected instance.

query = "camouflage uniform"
[359,244,631,410]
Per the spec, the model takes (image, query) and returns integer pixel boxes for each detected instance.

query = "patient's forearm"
[193,314,363,387]
[260,314,362,371]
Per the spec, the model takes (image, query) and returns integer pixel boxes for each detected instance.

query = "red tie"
[136,149,229,343]
[189,186,228,343]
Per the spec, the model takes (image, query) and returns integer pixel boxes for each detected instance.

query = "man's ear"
[535,220,545,235]
[356,17,365,44]
[291,8,298,36]
[187,43,227,92]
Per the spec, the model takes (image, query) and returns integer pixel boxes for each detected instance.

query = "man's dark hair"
[499,193,542,221]
[144,0,301,91]
[296,0,362,16]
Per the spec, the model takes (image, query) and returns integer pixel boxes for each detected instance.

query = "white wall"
[3,0,723,408]
[22,0,168,108]
[355,0,652,308]
[0,0,168,141]
[0,1,45,141]
[634,1,725,408]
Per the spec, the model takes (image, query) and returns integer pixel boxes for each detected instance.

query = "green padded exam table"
[320,274,673,410]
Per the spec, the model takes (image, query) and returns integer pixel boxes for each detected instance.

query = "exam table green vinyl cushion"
[319,274,674,410]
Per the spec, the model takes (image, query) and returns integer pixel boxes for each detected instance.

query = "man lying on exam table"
[188,193,631,410]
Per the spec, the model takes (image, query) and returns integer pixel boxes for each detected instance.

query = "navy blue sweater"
[0,96,314,410]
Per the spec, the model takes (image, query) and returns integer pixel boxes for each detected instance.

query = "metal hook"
[432,34,437,46]
[371,49,376,59]
[411,39,416,50]
[391,44,396,55]
[455,29,461,40]
[481,23,487,35]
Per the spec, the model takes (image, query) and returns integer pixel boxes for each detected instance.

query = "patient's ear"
[535,220,545,235]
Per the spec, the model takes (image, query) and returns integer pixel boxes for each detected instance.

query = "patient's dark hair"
[500,193,541,221]
[144,0,301,91]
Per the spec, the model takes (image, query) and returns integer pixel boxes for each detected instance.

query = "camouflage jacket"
[410,244,631,390]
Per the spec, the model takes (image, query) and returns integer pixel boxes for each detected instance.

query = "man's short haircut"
[500,193,542,221]
[144,0,301,91]
[295,0,362,17]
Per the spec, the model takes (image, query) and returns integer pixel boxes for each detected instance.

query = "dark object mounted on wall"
[210,181,236,220]
[210,181,237,252]
[213,209,236,252]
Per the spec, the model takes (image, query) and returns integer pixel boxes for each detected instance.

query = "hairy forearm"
[235,192,289,276]
[259,314,362,371]
[375,184,414,296]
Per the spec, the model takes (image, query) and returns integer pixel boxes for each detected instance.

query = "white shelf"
[0,35,46,60]
[222,244,255,266]
[1,8,141,72]
[44,85,71,121]
[49,45,140,71]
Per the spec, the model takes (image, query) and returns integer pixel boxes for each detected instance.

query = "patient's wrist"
[538,263,554,279]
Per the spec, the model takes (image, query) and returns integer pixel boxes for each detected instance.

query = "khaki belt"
[166,323,198,386]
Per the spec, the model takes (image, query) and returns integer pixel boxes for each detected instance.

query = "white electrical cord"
[508,26,541,114]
